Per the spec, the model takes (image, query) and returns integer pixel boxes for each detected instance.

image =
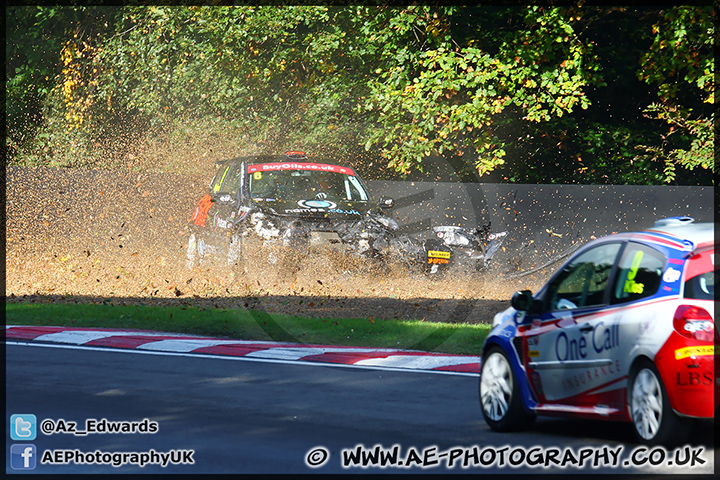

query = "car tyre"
[227,233,245,274]
[186,233,199,269]
[480,346,535,432]
[628,361,688,446]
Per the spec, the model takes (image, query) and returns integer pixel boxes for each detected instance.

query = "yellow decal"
[528,350,540,358]
[213,166,230,193]
[253,172,263,180]
[675,345,714,360]
[428,250,451,259]
[624,250,645,294]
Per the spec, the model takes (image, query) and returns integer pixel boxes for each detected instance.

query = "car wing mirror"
[378,196,394,209]
[511,290,535,312]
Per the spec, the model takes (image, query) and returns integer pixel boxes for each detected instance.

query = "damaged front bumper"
[188,209,507,276]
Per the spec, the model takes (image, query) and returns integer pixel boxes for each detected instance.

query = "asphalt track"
[6,336,715,475]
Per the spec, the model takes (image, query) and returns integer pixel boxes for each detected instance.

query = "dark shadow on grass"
[6,292,508,324]
[6,293,509,351]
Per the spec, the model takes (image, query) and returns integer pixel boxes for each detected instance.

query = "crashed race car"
[186,151,506,276]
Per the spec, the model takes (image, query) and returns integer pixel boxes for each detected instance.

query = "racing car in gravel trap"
[186,151,507,275]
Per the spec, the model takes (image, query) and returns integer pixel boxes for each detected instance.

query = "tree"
[6,7,110,157]
[5,5,714,184]
[633,6,715,183]
[360,6,600,178]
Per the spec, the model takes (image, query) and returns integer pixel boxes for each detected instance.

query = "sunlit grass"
[5,302,490,356]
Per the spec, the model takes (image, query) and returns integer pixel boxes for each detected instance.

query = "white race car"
[479,216,715,445]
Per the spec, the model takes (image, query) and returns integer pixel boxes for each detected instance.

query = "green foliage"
[5,6,112,158]
[5,5,714,184]
[363,6,600,176]
[638,6,714,105]
[634,6,715,182]
[634,103,714,183]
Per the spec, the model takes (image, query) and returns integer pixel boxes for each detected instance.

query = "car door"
[209,161,245,229]
[521,241,624,413]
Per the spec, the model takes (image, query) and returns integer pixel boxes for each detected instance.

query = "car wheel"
[186,233,198,269]
[480,346,535,432]
[628,361,688,446]
[227,233,245,274]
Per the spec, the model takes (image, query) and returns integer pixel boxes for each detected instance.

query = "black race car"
[186,151,505,275]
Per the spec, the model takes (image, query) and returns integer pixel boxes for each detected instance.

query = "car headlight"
[492,312,504,328]
[434,226,471,246]
[375,215,399,231]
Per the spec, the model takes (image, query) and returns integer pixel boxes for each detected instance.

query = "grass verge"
[5,302,490,356]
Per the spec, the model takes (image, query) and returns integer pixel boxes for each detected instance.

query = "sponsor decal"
[285,208,325,214]
[662,267,682,283]
[623,251,645,294]
[213,166,230,193]
[427,250,451,265]
[499,324,515,339]
[554,322,620,362]
[299,199,337,209]
[428,258,450,265]
[248,163,355,176]
[676,371,713,386]
[592,322,621,354]
[682,319,713,335]
[562,360,622,390]
[328,208,361,215]
[674,345,714,360]
[212,214,230,229]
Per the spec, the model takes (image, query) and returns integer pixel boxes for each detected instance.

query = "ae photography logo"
[304,443,709,471]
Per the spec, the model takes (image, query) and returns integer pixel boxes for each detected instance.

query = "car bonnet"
[252,198,369,220]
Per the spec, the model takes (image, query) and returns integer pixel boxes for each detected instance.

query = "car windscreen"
[247,166,369,202]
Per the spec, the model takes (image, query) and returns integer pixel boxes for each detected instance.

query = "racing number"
[623,251,645,294]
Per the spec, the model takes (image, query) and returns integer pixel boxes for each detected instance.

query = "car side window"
[217,164,243,198]
[685,272,715,300]
[683,249,715,301]
[611,242,666,304]
[547,243,622,311]
[345,175,369,201]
